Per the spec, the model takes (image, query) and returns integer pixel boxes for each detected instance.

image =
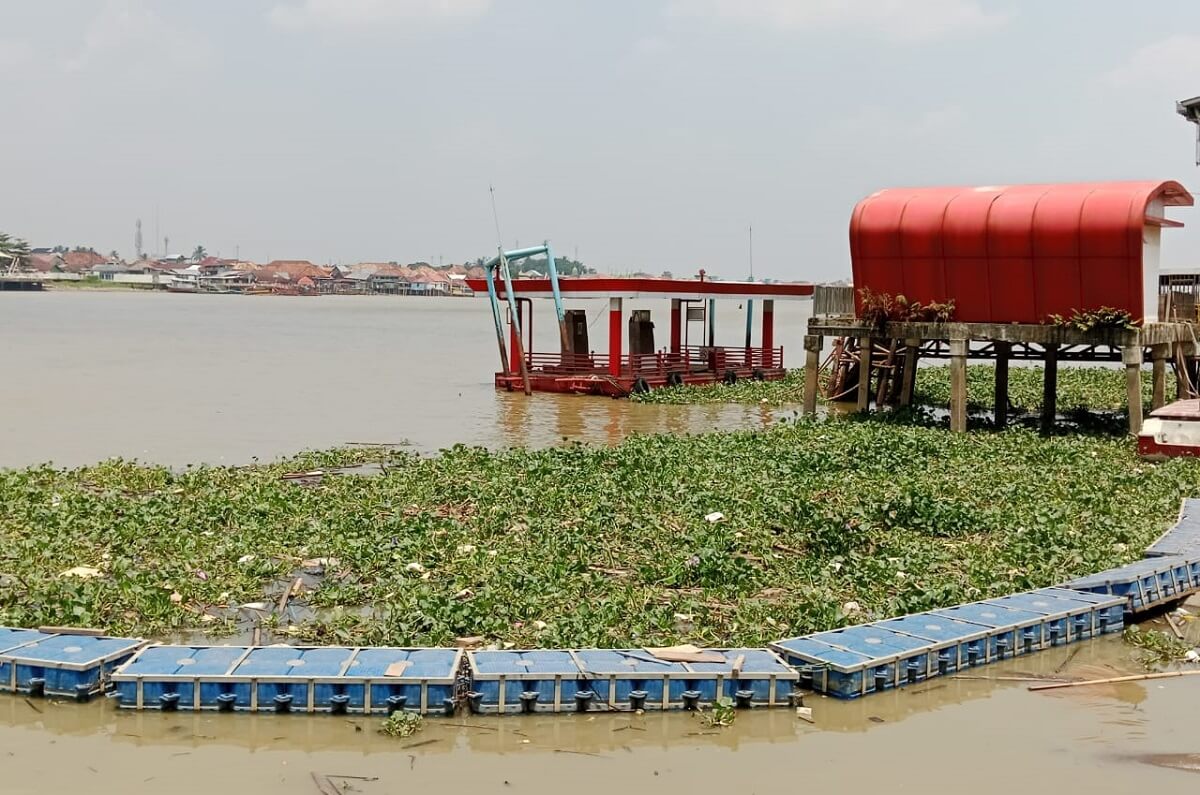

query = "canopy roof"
[466,276,813,302]
[850,180,1194,323]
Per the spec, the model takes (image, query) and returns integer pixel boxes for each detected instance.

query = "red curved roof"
[850,181,1193,323]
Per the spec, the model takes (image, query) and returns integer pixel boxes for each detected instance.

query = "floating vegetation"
[379,710,423,738]
[633,364,1151,415]
[1122,625,1194,669]
[0,419,1197,648]
[697,697,737,728]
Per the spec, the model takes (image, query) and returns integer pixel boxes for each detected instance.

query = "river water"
[1,291,810,468]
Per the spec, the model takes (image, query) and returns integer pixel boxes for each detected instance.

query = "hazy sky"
[3,0,1199,281]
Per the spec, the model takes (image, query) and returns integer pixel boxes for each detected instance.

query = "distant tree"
[52,245,68,254]
[109,250,119,258]
[192,245,207,261]
[0,233,31,271]
[660,270,673,279]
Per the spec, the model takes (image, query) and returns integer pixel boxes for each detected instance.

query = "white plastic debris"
[169,591,183,604]
[843,601,862,615]
[236,554,256,565]
[705,512,725,523]
[532,620,548,631]
[1186,649,1200,663]
[405,562,426,574]
[456,544,477,555]
[60,566,102,579]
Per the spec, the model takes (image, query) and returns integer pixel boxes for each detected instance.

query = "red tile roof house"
[61,250,109,273]
[408,265,450,295]
[256,260,336,291]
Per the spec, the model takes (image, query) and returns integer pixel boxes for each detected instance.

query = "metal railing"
[521,346,784,377]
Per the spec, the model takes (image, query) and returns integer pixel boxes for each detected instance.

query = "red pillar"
[608,297,623,377]
[762,300,775,368]
[669,299,682,361]
[509,303,522,376]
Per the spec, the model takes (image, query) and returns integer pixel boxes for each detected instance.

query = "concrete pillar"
[1151,343,1169,410]
[608,297,623,378]
[1041,343,1058,436]
[856,336,872,413]
[994,341,1011,429]
[761,300,775,368]
[803,334,821,415]
[1125,345,1144,435]
[949,338,968,433]
[899,338,919,407]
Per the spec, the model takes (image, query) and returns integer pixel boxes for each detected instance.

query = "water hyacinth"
[0,417,1198,649]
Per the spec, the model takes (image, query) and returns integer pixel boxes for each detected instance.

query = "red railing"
[519,346,784,378]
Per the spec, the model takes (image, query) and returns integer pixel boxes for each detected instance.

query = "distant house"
[256,260,330,285]
[61,250,108,273]
[90,262,130,280]
[25,253,63,273]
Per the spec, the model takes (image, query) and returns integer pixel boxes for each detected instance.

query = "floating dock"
[0,629,143,700]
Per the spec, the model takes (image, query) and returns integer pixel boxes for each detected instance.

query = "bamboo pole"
[1028,669,1200,692]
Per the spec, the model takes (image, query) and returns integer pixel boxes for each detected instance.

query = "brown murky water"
[1,635,1198,794]
[0,291,809,468]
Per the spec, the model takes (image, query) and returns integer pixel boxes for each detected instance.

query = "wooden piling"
[856,335,872,413]
[1151,344,1168,410]
[994,341,1011,429]
[899,338,919,407]
[1041,343,1058,435]
[949,338,968,432]
[1125,345,1144,436]
[803,335,821,416]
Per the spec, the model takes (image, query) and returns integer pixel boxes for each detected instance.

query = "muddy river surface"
[1,291,811,468]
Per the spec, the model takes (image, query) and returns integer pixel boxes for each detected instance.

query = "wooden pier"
[802,315,1199,435]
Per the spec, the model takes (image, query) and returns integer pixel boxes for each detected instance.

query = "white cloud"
[667,0,1007,41]
[1103,35,1200,96]
[269,0,492,29]
[62,0,208,74]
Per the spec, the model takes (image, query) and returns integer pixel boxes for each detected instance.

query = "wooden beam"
[1125,345,1144,436]
[899,337,919,406]
[994,341,1011,429]
[1151,343,1168,410]
[802,335,821,416]
[856,335,871,413]
[949,338,968,432]
[1041,343,1059,436]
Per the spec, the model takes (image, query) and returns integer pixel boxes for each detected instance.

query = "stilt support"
[1151,344,1168,410]
[1125,345,1144,436]
[856,336,871,413]
[899,338,919,407]
[803,335,821,416]
[994,341,1011,429]
[1041,343,1058,436]
[949,338,968,433]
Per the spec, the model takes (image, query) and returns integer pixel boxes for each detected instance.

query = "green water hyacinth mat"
[1,414,1196,648]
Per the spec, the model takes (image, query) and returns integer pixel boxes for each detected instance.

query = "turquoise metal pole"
[484,261,510,376]
[498,251,532,395]
[543,241,570,352]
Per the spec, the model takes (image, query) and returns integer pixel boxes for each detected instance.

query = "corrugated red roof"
[850,181,1194,323]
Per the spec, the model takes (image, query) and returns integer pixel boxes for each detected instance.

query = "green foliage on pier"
[1,413,1197,649]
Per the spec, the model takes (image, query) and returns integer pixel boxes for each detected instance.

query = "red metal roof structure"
[465,276,814,301]
[850,181,1194,324]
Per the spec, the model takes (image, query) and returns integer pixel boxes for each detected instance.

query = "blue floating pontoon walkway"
[111,645,463,714]
[0,628,143,700]
[1145,498,1200,558]
[771,588,1126,699]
